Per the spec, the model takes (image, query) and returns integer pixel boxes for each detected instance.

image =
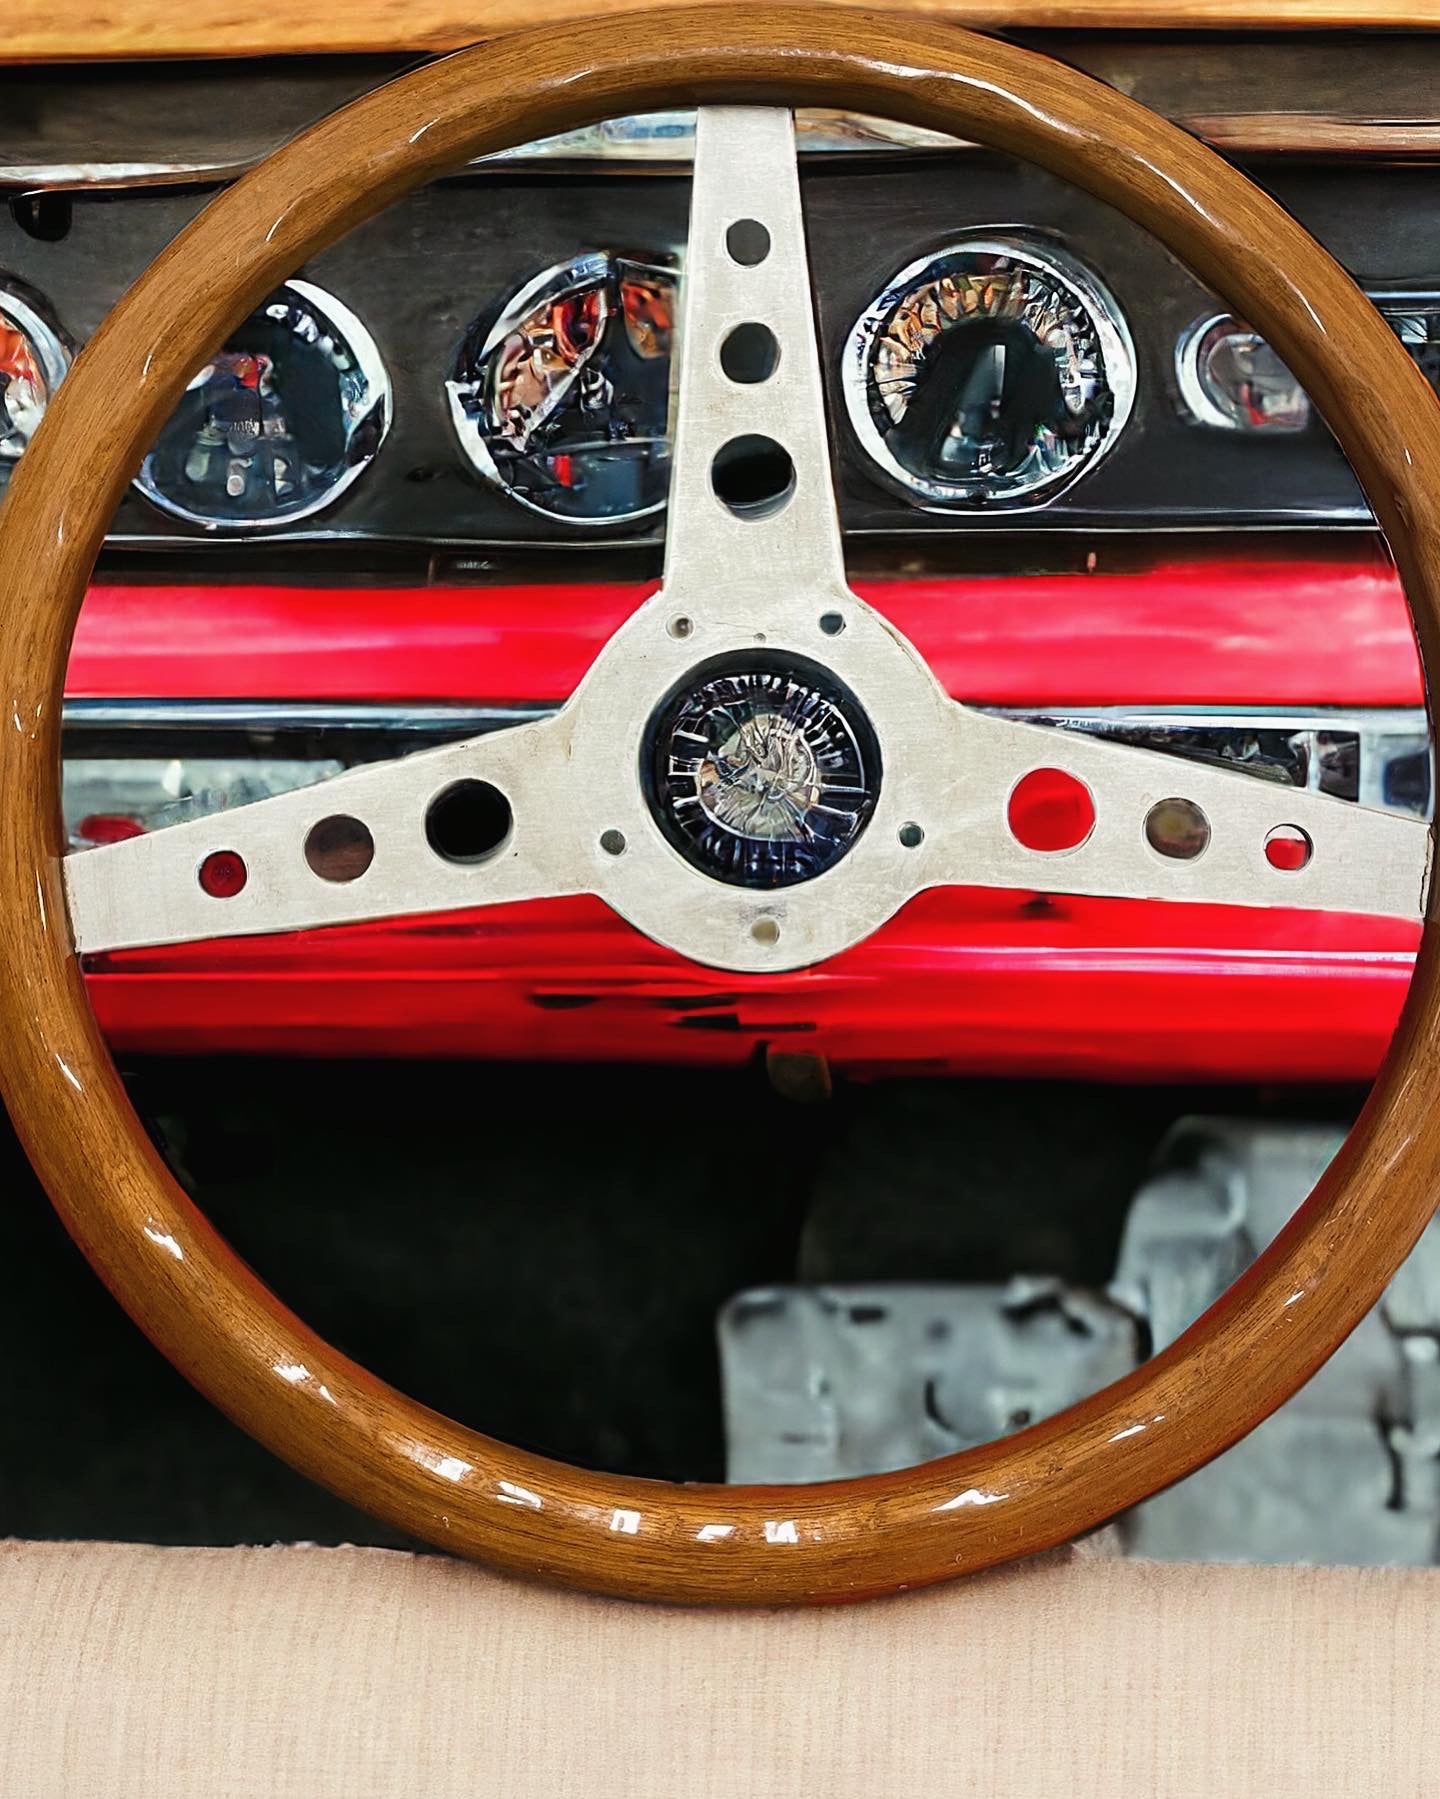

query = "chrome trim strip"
[9,110,1440,191]
[61,699,551,735]
[59,700,1433,825]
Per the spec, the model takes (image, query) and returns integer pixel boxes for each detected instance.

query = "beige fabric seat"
[2,1539,1436,1797]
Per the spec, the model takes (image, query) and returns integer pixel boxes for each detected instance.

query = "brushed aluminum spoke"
[65,715,581,954]
[924,705,1430,919]
[662,105,848,615]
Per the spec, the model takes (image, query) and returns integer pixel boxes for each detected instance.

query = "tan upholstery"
[1,1540,1436,1797]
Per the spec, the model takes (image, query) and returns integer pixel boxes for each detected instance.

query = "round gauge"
[844,235,1135,509]
[0,284,71,466]
[447,252,676,525]
[135,279,389,531]
[643,654,881,890]
[1176,314,1311,434]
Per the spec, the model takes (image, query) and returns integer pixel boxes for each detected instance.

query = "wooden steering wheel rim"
[2,5,1439,1606]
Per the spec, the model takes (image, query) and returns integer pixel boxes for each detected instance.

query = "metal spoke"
[661,105,847,611]
[924,706,1430,919]
[65,715,579,954]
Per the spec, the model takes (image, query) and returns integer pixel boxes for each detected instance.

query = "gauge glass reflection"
[0,286,70,467]
[135,279,389,530]
[844,235,1135,509]
[1176,314,1310,434]
[447,252,676,525]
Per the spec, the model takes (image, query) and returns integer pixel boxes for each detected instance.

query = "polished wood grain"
[5,0,1440,63]
[3,5,1440,1606]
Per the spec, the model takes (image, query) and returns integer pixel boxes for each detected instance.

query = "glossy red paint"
[68,553,1423,1076]
[68,548,1422,708]
[84,889,1416,1080]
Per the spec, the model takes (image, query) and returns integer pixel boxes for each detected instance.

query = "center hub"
[643,653,882,889]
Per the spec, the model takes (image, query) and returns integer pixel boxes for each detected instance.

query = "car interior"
[3,1,1440,1791]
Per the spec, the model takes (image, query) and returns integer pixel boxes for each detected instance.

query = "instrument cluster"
[4,168,1439,540]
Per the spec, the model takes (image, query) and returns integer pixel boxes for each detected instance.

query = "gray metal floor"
[0,1057,1375,1554]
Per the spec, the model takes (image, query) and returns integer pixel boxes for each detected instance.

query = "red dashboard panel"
[73,547,1423,1078]
[69,550,1422,708]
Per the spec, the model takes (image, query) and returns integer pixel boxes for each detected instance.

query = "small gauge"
[447,252,676,525]
[135,279,389,530]
[643,654,882,890]
[844,235,1135,510]
[1176,314,1310,434]
[0,283,71,467]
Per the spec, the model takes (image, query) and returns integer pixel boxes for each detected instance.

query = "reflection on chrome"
[135,279,389,530]
[447,252,676,525]
[1176,313,1310,433]
[0,281,71,469]
[843,235,1135,510]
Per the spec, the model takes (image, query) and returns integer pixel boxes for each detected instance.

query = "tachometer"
[447,252,676,525]
[135,279,389,530]
[843,235,1135,510]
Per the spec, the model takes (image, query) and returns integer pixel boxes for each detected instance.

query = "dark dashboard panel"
[2,149,1438,548]
[815,155,1440,534]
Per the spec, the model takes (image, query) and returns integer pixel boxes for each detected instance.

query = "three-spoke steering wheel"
[2,5,1438,1604]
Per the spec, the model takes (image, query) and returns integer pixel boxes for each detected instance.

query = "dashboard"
[6,124,1440,551]
[3,38,1438,1079]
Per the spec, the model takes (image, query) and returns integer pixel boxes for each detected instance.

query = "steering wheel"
[3,4,1438,1606]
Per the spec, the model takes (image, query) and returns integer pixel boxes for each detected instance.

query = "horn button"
[642,652,882,889]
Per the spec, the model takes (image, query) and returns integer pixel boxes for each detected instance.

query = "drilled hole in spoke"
[720,322,780,384]
[1007,769,1095,853]
[712,434,794,520]
[1265,823,1313,871]
[725,219,770,266]
[1145,797,1211,861]
[304,814,374,883]
[426,780,512,864]
[197,849,247,898]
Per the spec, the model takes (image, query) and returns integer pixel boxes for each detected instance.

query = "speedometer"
[447,252,676,525]
[135,279,389,531]
[843,235,1135,510]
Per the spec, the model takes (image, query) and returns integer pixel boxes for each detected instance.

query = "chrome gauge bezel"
[446,250,678,529]
[1174,311,1311,435]
[842,232,1137,512]
[0,280,73,463]
[133,278,391,532]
